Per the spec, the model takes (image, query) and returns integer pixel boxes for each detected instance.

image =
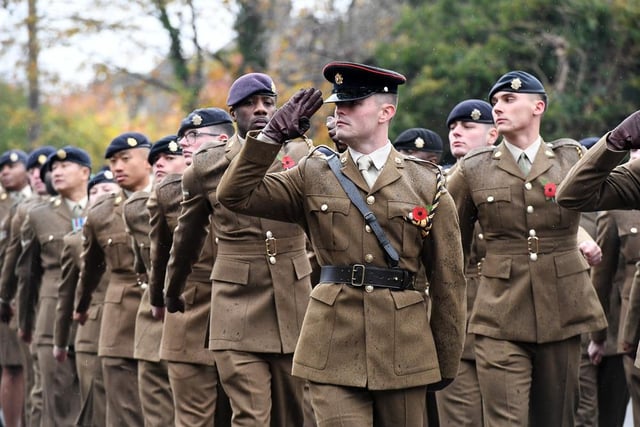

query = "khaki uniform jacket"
[54,230,109,354]
[148,174,215,365]
[18,196,76,346]
[217,136,466,390]
[76,191,143,359]
[170,134,313,354]
[447,139,607,343]
[556,135,640,211]
[590,210,640,355]
[122,190,164,363]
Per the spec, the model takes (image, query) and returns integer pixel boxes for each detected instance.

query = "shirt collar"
[348,142,393,170]
[503,136,542,162]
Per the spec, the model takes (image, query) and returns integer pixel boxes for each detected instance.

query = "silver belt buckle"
[351,264,365,287]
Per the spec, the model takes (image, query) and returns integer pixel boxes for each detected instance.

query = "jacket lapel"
[494,142,525,180]
[340,151,370,193]
[526,141,554,182]
[370,149,403,193]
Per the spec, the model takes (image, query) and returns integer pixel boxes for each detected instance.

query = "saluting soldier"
[18,147,92,427]
[74,133,152,426]
[217,62,466,427]
[0,147,48,427]
[148,112,233,426]
[166,73,314,426]
[123,135,185,426]
[447,71,607,426]
[436,99,498,427]
[54,168,119,427]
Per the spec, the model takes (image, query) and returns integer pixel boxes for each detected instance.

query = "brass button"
[266,231,273,238]
[365,225,372,233]
[320,204,328,212]
[366,196,375,205]
[340,156,347,164]
[269,256,276,264]
[48,235,54,241]
[54,199,61,206]
[394,157,402,164]
[524,182,532,190]
[632,227,638,234]
[140,283,148,290]
[107,238,113,245]
[493,151,502,158]
[364,254,374,263]
[529,229,536,237]
[487,196,495,203]
[365,285,374,293]
[215,237,219,244]
[477,233,484,240]
[530,253,538,261]
[526,205,534,213]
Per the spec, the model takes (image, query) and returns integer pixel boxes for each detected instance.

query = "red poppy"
[412,206,428,221]
[544,182,557,198]
[282,155,295,170]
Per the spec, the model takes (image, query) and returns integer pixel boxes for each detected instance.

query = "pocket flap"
[554,251,589,278]
[310,283,342,306]
[481,254,512,279]
[391,290,425,309]
[212,258,250,285]
[308,195,350,214]
[104,284,125,303]
[387,201,417,219]
[473,187,511,205]
[292,253,312,280]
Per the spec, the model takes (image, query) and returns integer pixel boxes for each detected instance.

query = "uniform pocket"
[307,195,351,251]
[388,200,423,258]
[472,187,511,232]
[481,254,512,279]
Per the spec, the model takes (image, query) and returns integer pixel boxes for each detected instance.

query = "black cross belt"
[320,265,415,290]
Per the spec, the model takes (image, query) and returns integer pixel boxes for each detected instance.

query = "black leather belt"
[320,265,415,290]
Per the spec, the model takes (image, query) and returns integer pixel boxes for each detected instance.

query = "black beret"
[0,150,27,169]
[393,128,443,153]
[323,61,406,103]
[226,73,277,107]
[88,166,116,193]
[579,136,600,150]
[446,99,494,128]
[148,135,182,165]
[488,70,546,101]
[176,108,233,138]
[26,146,56,170]
[105,132,151,159]
[41,146,92,181]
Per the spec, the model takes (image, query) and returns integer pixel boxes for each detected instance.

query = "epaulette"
[463,145,496,160]
[547,138,584,159]
[91,192,117,210]
[310,145,337,158]
[0,192,8,201]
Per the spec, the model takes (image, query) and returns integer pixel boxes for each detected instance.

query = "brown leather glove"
[0,301,12,323]
[165,294,185,314]
[261,88,324,143]
[607,110,640,150]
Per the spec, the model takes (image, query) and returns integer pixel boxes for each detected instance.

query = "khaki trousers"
[101,356,143,426]
[26,345,42,427]
[137,359,174,426]
[308,381,426,427]
[436,359,483,426]
[213,350,304,427]
[168,361,232,427]
[36,344,79,427]
[475,334,581,427]
[75,352,106,427]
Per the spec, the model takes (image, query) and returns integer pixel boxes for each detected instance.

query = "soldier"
[166,73,314,426]
[393,127,444,164]
[0,148,47,427]
[217,61,466,426]
[54,168,119,427]
[446,70,607,426]
[74,132,152,426]
[18,147,92,426]
[436,99,497,427]
[122,135,181,426]
[148,111,233,426]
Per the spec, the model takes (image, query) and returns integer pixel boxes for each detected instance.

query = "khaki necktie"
[357,155,377,188]
[72,204,83,218]
[517,152,532,175]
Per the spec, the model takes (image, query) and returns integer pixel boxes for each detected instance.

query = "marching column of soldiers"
[0,62,639,427]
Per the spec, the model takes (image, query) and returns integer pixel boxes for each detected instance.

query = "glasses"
[183,130,221,144]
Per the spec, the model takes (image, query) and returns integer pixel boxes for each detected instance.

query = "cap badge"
[104,170,114,180]
[9,153,18,162]
[334,73,343,85]
[38,154,47,165]
[511,78,522,90]
[127,137,138,147]
[191,114,203,126]
[56,149,67,160]
[470,108,482,121]
[414,137,425,149]
[383,86,389,93]
[271,81,277,93]
[168,141,179,152]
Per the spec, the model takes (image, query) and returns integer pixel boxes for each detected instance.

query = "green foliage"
[0,82,29,152]
[375,0,640,163]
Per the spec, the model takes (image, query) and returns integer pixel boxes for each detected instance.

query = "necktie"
[357,155,377,188]
[517,153,531,175]
[72,204,83,218]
